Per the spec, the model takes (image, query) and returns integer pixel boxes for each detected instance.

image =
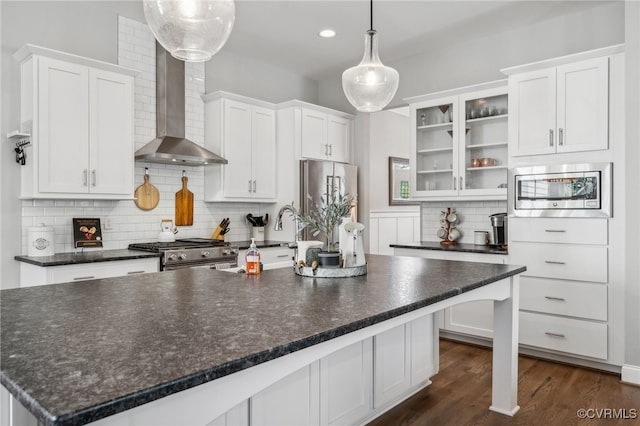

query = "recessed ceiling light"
[319,29,336,38]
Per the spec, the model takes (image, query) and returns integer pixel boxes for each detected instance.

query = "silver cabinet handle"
[324,144,328,156]
[252,180,256,193]
[127,270,146,275]
[549,129,554,147]
[83,169,88,186]
[558,128,564,146]
[329,144,333,156]
[73,275,95,281]
[460,176,463,190]
[91,170,97,187]
[545,332,566,338]
[544,296,566,301]
[276,254,289,258]
[453,176,457,190]
[544,229,566,233]
[544,260,566,265]
[248,180,252,192]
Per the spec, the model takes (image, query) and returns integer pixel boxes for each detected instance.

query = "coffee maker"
[489,213,508,248]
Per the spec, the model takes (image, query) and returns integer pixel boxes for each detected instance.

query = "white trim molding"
[621,364,640,386]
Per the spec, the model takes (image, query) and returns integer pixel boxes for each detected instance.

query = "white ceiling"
[102,0,617,81]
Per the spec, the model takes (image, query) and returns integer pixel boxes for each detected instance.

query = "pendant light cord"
[370,0,373,31]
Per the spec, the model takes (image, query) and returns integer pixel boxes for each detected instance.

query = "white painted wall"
[624,1,640,378]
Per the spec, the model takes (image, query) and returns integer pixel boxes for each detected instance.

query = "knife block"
[211,226,225,241]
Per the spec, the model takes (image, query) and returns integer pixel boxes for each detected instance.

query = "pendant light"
[342,0,399,112]
[143,0,236,62]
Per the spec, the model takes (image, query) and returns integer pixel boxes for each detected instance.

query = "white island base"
[72,276,519,426]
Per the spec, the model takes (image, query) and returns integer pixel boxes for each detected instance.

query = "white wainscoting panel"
[369,210,420,255]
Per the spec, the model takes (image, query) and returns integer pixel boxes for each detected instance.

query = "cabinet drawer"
[50,258,159,284]
[509,242,607,283]
[259,247,294,265]
[519,312,607,359]
[510,218,607,245]
[520,277,607,320]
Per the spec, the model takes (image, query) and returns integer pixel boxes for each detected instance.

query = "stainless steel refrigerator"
[300,159,358,242]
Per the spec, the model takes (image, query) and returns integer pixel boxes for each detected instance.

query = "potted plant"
[296,190,356,268]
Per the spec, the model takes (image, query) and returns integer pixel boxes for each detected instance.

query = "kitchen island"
[1,254,524,426]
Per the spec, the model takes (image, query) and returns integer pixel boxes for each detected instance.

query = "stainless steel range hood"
[135,43,227,166]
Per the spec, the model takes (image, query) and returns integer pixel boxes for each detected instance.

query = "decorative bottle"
[245,238,261,275]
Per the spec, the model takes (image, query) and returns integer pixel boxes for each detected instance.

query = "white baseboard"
[621,364,640,385]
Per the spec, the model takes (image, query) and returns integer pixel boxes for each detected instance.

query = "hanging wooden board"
[175,174,194,226]
[134,169,160,211]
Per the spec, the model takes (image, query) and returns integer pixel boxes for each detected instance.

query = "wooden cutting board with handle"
[175,172,194,226]
[134,168,160,211]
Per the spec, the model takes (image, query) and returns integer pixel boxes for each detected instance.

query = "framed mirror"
[389,157,418,205]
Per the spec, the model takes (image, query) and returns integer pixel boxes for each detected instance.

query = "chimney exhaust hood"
[135,43,227,166]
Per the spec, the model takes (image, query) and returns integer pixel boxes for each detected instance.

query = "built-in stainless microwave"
[509,163,612,217]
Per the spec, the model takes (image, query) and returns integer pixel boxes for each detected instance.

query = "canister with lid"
[27,224,55,256]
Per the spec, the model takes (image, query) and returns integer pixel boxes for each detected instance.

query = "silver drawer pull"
[545,332,566,338]
[544,229,566,233]
[544,296,566,301]
[276,254,289,258]
[73,275,95,281]
[544,260,566,265]
[127,270,146,275]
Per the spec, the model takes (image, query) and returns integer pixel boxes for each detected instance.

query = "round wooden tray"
[294,263,367,278]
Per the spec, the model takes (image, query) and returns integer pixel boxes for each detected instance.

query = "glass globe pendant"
[342,1,399,112]
[143,0,235,62]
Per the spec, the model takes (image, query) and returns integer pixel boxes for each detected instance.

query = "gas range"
[128,238,239,271]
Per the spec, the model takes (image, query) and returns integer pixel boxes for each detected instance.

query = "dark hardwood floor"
[367,339,640,426]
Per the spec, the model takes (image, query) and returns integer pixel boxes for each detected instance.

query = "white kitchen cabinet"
[203,92,277,202]
[257,246,294,266]
[373,324,411,408]
[319,339,373,425]
[508,217,610,360]
[250,363,320,426]
[14,45,136,199]
[207,400,249,426]
[507,57,609,156]
[406,80,508,201]
[19,257,159,287]
[300,107,351,163]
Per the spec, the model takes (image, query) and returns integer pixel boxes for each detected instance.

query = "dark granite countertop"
[391,241,508,255]
[14,249,161,267]
[0,254,524,426]
[231,240,292,250]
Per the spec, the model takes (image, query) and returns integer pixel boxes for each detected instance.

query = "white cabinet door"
[38,56,90,194]
[301,108,328,160]
[556,57,609,153]
[251,363,319,426]
[223,100,253,198]
[327,115,350,163]
[373,324,410,408]
[509,56,609,157]
[508,68,556,156]
[207,400,249,426]
[251,106,277,199]
[320,339,372,425]
[89,68,134,195]
[410,315,436,387]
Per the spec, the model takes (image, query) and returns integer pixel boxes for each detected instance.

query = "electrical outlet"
[104,217,113,231]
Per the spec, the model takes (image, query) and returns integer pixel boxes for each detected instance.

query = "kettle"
[159,219,178,242]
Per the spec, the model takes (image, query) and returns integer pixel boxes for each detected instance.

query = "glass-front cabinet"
[408,81,508,200]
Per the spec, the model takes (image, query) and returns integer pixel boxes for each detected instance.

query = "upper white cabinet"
[14,45,137,199]
[506,56,609,157]
[279,101,354,164]
[203,92,277,202]
[406,80,508,201]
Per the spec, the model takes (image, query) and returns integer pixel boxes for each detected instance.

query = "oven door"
[163,259,238,271]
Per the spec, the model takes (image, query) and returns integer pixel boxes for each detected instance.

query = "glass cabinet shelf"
[417,122,453,131]
[417,169,454,174]
[466,165,507,171]
[417,147,453,154]
[467,142,508,149]
[466,113,508,124]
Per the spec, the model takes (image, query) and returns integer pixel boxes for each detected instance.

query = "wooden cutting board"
[134,172,160,211]
[175,175,194,226]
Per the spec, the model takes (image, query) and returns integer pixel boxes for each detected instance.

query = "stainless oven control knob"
[201,251,210,257]
[168,254,178,261]
[223,249,232,255]
[179,253,187,260]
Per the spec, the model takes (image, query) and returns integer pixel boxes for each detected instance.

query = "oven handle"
[163,261,238,271]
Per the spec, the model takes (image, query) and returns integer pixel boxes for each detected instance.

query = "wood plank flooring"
[367,339,640,426]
